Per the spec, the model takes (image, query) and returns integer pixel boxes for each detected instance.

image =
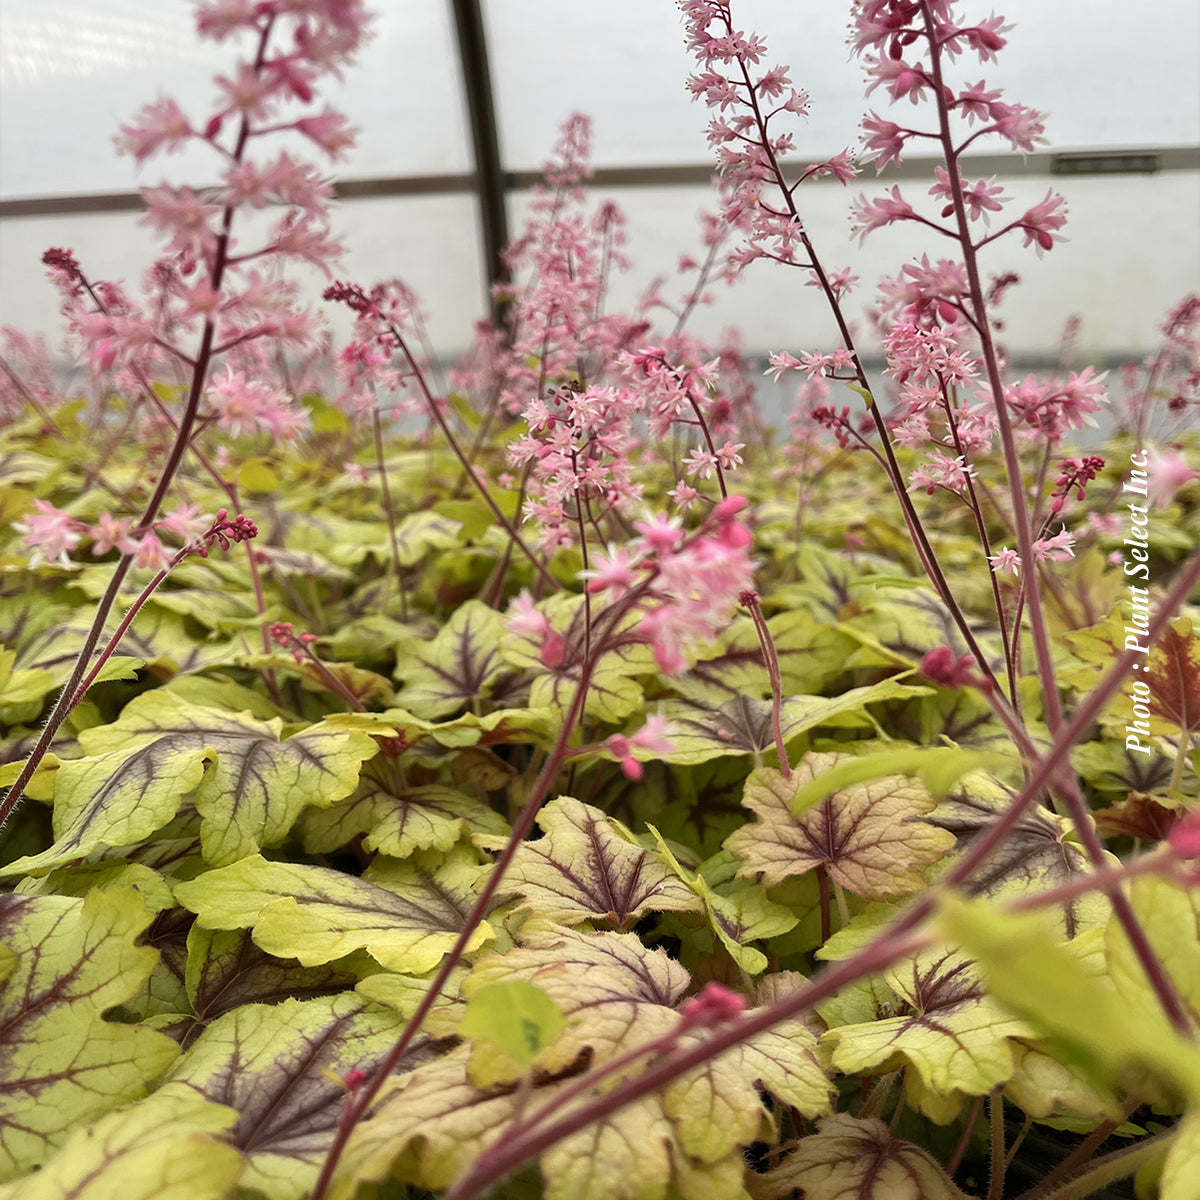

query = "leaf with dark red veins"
[64,691,379,867]
[394,599,509,719]
[0,736,210,878]
[0,1095,243,1200]
[504,797,704,928]
[750,1113,970,1200]
[820,947,1034,1116]
[0,888,180,1181]
[929,781,1112,937]
[727,754,954,899]
[655,678,931,765]
[300,767,510,859]
[672,610,854,706]
[1144,616,1200,735]
[183,927,362,1043]
[153,992,443,1200]
[332,926,830,1200]
[174,848,494,973]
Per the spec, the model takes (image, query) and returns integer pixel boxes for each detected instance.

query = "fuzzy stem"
[740,589,791,779]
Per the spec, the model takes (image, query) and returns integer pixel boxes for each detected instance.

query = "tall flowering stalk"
[679,0,1192,1049]
[0,0,370,827]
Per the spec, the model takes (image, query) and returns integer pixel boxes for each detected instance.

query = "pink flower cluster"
[603,715,677,781]
[12,501,255,571]
[46,1,370,401]
[849,0,1067,258]
[679,1,858,283]
[585,495,756,674]
[507,380,644,552]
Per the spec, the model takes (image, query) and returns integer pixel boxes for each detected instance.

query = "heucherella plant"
[1,1,1199,1199]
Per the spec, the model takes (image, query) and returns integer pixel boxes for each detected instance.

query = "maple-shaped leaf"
[174,848,494,974]
[393,599,510,718]
[300,767,510,859]
[820,946,1035,1115]
[727,755,954,899]
[153,993,442,1200]
[0,1096,242,1200]
[939,898,1200,1108]
[504,797,704,928]
[1063,610,1200,740]
[0,888,180,1181]
[500,593,656,724]
[0,738,210,878]
[1143,616,1200,736]
[65,691,379,866]
[749,1113,969,1200]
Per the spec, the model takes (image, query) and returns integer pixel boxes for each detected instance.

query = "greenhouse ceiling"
[1,0,1197,362]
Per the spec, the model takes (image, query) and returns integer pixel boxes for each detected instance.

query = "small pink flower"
[988,547,1021,576]
[13,500,82,567]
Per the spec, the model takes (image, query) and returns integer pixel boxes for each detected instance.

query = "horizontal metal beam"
[2,146,1197,220]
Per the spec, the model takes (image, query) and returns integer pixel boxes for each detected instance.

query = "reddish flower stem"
[0,19,276,833]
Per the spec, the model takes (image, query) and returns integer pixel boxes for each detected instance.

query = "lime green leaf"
[0,888,180,1180]
[174,851,493,973]
[459,979,565,1070]
[505,797,704,928]
[786,748,1015,811]
[1162,1108,1200,1200]
[727,754,954,899]
[1106,877,1200,1018]
[236,456,278,493]
[750,1114,969,1200]
[649,833,797,974]
[938,897,1200,1106]
[393,599,509,718]
[0,739,209,878]
[0,1096,242,1200]
[154,993,441,1200]
[74,692,379,866]
[820,947,1034,1115]
[301,768,510,858]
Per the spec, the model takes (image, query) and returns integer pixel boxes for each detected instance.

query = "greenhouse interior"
[1,2,1198,1200]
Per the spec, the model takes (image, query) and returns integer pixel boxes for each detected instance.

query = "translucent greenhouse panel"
[0,0,471,199]
[484,0,1200,171]
[508,171,1200,365]
[0,194,487,362]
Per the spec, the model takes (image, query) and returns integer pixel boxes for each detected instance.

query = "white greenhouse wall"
[1,0,1197,364]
